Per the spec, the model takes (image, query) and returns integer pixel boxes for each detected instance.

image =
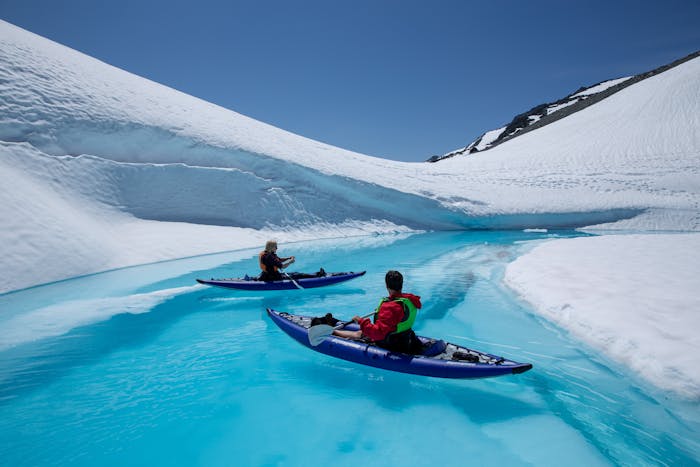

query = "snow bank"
[504,233,700,399]
[0,141,413,293]
[0,285,200,351]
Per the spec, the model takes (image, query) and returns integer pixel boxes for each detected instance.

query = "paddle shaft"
[283,271,303,290]
[333,311,375,331]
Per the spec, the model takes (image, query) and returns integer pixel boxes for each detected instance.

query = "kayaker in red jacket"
[334,270,423,354]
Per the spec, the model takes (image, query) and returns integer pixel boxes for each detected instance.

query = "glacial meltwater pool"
[0,231,698,466]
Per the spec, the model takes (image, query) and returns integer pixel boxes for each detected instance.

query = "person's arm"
[354,302,403,342]
[279,256,295,269]
[333,328,362,340]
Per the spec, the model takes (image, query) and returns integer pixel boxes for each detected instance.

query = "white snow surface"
[1,21,699,397]
[476,126,507,150]
[505,234,700,399]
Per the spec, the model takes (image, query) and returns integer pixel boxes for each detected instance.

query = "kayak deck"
[267,309,533,379]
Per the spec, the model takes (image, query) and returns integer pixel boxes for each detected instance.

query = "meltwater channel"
[0,231,698,466]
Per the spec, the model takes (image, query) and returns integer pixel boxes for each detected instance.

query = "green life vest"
[374,297,418,334]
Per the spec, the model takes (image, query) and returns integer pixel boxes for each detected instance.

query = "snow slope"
[1,18,699,288]
[2,20,698,218]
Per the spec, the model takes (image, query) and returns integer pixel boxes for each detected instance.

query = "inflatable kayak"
[196,271,365,291]
[267,309,533,379]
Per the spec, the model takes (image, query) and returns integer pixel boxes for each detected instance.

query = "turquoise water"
[0,231,698,466]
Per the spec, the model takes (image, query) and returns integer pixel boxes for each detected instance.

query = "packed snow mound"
[1,19,699,292]
[505,233,700,399]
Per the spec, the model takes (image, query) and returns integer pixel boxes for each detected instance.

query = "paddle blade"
[308,324,334,346]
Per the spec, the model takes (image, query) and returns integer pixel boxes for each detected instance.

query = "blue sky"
[1,0,699,162]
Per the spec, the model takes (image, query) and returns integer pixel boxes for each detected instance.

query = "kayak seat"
[421,339,447,357]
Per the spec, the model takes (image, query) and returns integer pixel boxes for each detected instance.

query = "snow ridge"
[432,51,700,161]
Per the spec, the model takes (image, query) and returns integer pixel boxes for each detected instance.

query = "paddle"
[308,312,374,346]
[283,271,304,290]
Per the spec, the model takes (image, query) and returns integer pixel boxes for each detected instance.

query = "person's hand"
[352,315,362,323]
[289,257,295,263]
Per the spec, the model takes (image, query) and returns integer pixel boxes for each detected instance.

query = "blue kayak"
[196,271,365,291]
[267,308,533,379]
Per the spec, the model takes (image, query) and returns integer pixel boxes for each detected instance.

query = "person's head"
[264,240,278,253]
[385,270,403,293]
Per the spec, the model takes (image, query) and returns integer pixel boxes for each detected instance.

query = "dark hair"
[385,270,403,291]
